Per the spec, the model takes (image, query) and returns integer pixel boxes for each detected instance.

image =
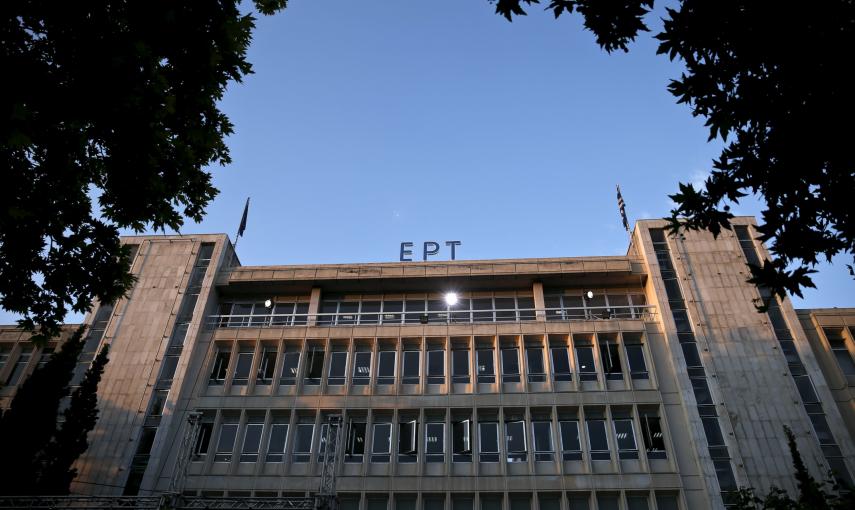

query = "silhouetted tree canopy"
[1,0,287,341]
[493,0,855,302]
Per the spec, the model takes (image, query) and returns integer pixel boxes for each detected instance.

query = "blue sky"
[2,1,851,324]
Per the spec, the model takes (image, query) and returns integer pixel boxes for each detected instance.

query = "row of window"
[181,492,682,510]
[214,291,649,328]
[192,408,666,465]
[824,327,855,377]
[209,334,650,387]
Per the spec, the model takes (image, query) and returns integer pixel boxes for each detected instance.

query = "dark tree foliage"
[0,325,85,495]
[36,344,110,495]
[492,0,855,301]
[732,427,854,510]
[1,0,288,342]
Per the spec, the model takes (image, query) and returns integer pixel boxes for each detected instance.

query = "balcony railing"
[208,305,656,328]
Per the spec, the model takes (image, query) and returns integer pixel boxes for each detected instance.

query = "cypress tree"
[0,325,86,495]
[36,344,110,494]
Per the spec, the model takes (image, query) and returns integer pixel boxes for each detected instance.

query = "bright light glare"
[264,299,273,308]
[585,291,594,300]
[444,292,459,306]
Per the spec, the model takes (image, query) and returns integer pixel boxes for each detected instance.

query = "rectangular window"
[280,351,300,385]
[477,349,495,383]
[381,300,403,324]
[209,349,230,385]
[427,299,447,323]
[532,421,554,461]
[559,421,582,460]
[596,494,619,510]
[328,351,347,385]
[293,423,314,462]
[501,348,520,383]
[825,328,855,376]
[526,348,546,383]
[551,347,572,382]
[371,423,392,462]
[613,419,638,459]
[271,302,295,326]
[36,347,54,371]
[517,297,536,321]
[495,297,516,322]
[159,354,180,384]
[378,351,396,385]
[599,337,623,380]
[625,344,649,379]
[473,298,494,322]
[452,419,472,462]
[215,423,238,462]
[425,422,445,462]
[398,420,418,461]
[232,348,254,385]
[505,420,527,462]
[402,351,420,384]
[450,298,471,323]
[586,419,610,460]
[479,422,499,462]
[359,301,380,325]
[240,423,264,463]
[305,348,324,385]
[345,422,366,461]
[452,350,470,383]
[266,424,288,462]
[149,390,169,416]
[353,352,371,385]
[256,347,277,384]
[404,300,426,324]
[427,350,445,384]
[575,346,597,381]
[0,346,10,372]
[640,413,666,459]
[195,421,214,457]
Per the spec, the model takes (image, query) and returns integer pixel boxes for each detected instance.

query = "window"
[5,347,32,385]
[232,348,254,385]
[345,422,366,461]
[404,300,425,324]
[403,351,420,384]
[453,496,474,510]
[427,350,445,384]
[640,413,666,459]
[381,301,403,324]
[305,348,324,385]
[353,352,372,385]
[452,350,470,383]
[36,347,54,371]
[396,496,417,510]
[0,346,10,372]
[477,349,495,383]
[526,348,546,383]
[280,351,300,385]
[613,418,638,459]
[452,420,472,462]
[371,423,392,462]
[479,422,499,462]
[551,348,572,382]
[538,494,561,510]
[473,298,493,322]
[825,328,855,376]
[137,427,158,455]
[505,421,527,462]
[481,495,502,510]
[559,421,582,460]
[596,494,619,510]
[215,423,238,462]
[378,351,396,384]
[495,297,516,322]
[398,420,418,461]
[517,297,536,321]
[266,424,288,462]
[654,494,679,510]
[566,494,590,510]
[532,422,554,461]
[360,301,380,324]
[328,351,347,386]
[586,419,610,460]
[424,496,445,510]
[271,302,296,326]
[195,421,214,457]
[450,298,471,323]
[241,423,264,462]
[159,354,180,384]
[367,496,388,510]
[502,348,520,383]
[509,495,531,510]
[209,349,230,384]
[625,343,649,380]
[256,347,277,384]
[575,345,597,381]
[599,336,623,380]
[149,390,169,416]
[293,423,314,462]
[425,422,445,462]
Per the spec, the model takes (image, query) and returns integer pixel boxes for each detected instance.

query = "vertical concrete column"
[307,287,322,326]
[532,281,546,322]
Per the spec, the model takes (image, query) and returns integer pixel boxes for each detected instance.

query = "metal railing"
[208,305,656,328]
[0,496,316,510]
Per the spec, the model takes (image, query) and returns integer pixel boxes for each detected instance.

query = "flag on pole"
[616,185,629,232]
[237,197,250,238]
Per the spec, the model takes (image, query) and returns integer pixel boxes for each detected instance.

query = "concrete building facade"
[1,218,853,510]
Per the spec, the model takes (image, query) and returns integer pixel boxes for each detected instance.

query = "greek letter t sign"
[400,241,461,261]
